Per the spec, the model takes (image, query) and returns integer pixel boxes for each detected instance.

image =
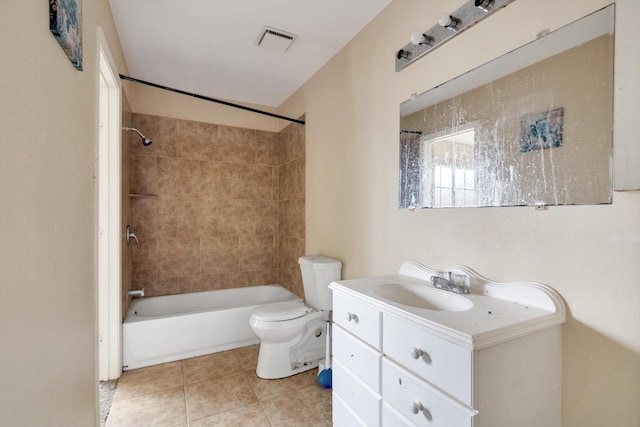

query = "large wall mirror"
[399,5,614,209]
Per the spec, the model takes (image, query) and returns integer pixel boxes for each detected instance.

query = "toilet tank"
[298,255,342,310]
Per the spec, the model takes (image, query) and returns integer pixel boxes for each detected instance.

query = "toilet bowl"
[249,255,342,379]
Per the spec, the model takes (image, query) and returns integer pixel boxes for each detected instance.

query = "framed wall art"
[49,0,83,71]
[520,108,564,153]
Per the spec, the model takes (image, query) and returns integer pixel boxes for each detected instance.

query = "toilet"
[249,255,342,379]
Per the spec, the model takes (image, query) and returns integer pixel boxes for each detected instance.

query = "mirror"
[399,5,614,209]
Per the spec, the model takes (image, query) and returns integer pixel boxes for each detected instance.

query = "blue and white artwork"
[49,0,83,71]
[520,108,564,153]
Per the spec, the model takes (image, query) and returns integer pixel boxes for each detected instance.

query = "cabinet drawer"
[383,313,473,405]
[382,401,415,427]
[333,290,381,349]
[333,324,381,392]
[382,358,476,427]
[333,358,381,427]
[333,393,368,427]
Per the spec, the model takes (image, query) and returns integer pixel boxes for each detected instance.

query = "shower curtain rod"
[119,74,305,125]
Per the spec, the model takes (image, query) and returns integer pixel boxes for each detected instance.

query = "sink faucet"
[430,273,469,294]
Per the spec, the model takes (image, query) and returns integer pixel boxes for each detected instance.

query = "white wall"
[281,0,640,425]
[132,84,287,132]
[0,0,128,425]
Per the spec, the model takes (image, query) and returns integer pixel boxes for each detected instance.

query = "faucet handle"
[126,225,139,245]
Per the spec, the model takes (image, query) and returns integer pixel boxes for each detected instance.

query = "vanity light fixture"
[438,14,460,31]
[474,0,494,12]
[397,49,412,62]
[410,31,433,47]
[396,0,517,71]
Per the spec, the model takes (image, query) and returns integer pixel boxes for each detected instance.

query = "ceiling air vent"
[256,26,298,52]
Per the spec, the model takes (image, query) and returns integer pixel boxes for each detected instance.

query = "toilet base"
[255,315,328,379]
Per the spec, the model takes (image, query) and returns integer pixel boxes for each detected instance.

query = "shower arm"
[123,127,143,138]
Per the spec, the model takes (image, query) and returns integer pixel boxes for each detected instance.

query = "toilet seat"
[251,301,308,321]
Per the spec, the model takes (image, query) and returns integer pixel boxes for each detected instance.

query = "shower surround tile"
[255,131,280,166]
[218,126,258,164]
[131,197,160,238]
[200,162,237,199]
[132,114,178,158]
[156,237,200,278]
[237,164,276,200]
[200,236,239,274]
[279,157,305,201]
[280,199,305,239]
[156,157,203,198]
[130,155,157,195]
[254,200,279,235]
[177,120,219,162]
[238,234,277,270]
[131,237,156,282]
[130,114,305,296]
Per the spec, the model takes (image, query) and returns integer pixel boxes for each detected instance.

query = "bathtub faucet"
[128,289,145,298]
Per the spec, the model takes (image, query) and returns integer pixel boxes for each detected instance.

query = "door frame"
[97,26,122,381]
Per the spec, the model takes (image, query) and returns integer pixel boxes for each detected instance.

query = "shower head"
[122,127,153,146]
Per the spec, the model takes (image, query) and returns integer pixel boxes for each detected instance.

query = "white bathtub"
[122,285,301,370]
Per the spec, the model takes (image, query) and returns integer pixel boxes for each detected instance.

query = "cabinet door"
[333,324,381,392]
[382,358,476,427]
[333,291,382,350]
[383,313,473,405]
[333,358,381,427]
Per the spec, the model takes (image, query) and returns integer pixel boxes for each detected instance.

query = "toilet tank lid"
[298,255,342,270]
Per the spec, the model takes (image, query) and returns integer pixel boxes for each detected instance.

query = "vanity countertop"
[330,261,566,350]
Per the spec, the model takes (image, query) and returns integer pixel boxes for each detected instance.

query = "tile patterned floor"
[106,345,332,427]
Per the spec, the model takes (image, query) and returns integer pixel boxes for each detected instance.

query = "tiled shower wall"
[129,113,305,298]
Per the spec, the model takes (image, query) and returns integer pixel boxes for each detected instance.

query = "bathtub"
[122,285,301,370]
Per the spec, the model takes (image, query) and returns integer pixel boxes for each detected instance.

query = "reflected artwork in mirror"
[399,5,614,209]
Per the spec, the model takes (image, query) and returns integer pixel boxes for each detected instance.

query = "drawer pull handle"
[410,347,424,359]
[346,312,359,322]
[410,400,424,414]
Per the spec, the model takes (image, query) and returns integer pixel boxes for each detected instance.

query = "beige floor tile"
[232,344,260,371]
[188,403,271,427]
[182,350,243,385]
[114,361,184,401]
[106,386,187,427]
[245,367,319,402]
[185,372,259,422]
[261,384,332,427]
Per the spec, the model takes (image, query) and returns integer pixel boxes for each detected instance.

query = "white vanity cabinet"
[332,291,382,426]
[330,261,566,427]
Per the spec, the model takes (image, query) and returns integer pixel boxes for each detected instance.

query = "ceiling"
[109,0,392,108]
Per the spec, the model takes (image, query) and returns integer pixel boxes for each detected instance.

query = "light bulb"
[438,14,453,28]
[410,31,427,45]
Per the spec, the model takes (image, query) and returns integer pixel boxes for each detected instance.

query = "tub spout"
[128,289,145,298]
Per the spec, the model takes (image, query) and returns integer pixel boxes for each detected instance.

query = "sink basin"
[374,283,473,311]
